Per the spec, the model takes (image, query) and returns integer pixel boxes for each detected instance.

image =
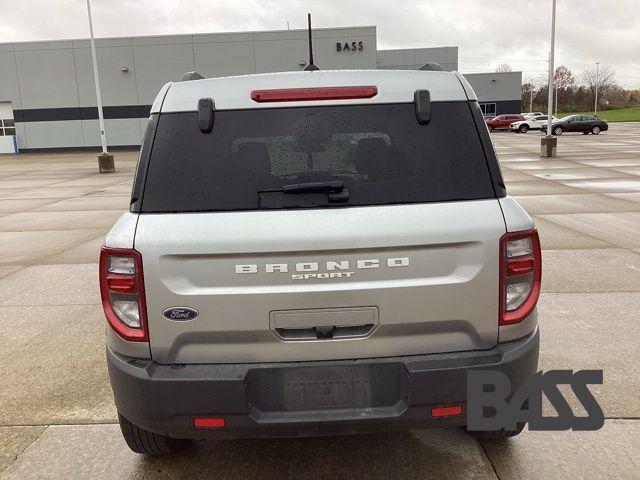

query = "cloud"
[2,0,639,87]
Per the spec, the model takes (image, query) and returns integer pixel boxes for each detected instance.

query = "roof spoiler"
[417,62,444,71]
[180,71,205,81]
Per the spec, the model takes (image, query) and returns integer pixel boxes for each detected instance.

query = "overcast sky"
[2,0,639,88]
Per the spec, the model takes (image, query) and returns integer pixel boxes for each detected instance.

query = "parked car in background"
[521,112,544,119]
[510,115,558,133]
[541,115,608,135]
[486,114,526,131]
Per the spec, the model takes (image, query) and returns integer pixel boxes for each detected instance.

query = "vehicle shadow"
[133,428,494,479]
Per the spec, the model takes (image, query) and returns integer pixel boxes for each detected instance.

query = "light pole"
[541,0,557,157]
[86,0,114,172]
[555,85,558,115]
[594,61,600,117]
[529,84,534,112]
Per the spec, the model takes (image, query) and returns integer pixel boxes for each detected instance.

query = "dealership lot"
[1,124,639,479]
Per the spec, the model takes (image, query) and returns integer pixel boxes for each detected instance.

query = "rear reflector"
[251,86,378,103]
[431,405,463,418]
[193,417,226,429]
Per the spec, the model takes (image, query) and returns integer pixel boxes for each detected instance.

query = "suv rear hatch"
[134,99,506,364]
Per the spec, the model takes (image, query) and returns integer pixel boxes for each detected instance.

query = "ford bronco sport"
[101,69,541,454]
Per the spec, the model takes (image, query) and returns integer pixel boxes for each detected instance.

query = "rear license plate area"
[247,363,406,413]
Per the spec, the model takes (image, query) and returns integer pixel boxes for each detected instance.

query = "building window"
[479,103,496,117]
[0,119,15,136]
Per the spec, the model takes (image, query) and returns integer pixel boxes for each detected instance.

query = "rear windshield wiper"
[259,181,344,194]
[282,181,345,194]
[258,181,349,202]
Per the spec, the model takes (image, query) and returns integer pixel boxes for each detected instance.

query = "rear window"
[141,102,495,212]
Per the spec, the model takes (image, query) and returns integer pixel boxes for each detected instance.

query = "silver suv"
[101,69,541,454]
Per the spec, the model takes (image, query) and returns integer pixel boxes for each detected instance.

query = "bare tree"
[495,63,512,73]
[582,65,617,100]
[521,82,535,111]
[554,66,575,90]
[553,66,576,110]
[603,85,627,107]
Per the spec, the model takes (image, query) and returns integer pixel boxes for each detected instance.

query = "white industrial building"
[0,26,521,151]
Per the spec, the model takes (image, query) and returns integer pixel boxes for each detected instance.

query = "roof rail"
[180,71,205,81]
[418,62,444,71]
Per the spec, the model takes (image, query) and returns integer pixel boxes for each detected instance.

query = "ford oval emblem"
[163,307,199,321]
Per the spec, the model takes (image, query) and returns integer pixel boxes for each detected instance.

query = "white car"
[521,112,543,119]
[510,115,558,133]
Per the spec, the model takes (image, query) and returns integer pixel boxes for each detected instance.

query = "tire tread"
[467,422,526,440]
[118,413,188,455]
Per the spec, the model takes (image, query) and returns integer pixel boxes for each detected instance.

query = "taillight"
[251,86,378,102]
[99,247,148,342]
[499,229,542,326]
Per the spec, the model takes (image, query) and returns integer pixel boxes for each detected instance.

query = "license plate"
[282,366,371,410]
[247,363,404,413]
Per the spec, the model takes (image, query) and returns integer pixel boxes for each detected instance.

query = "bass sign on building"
[337,41,364,52]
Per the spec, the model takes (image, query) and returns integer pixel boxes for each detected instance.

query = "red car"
[486,114,525,131]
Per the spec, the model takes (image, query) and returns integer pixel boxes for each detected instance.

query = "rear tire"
[519,124,529,133]
[118,413,190,455]
[553,126,563,136]
[468,423,526,440]
[591,125,601,135]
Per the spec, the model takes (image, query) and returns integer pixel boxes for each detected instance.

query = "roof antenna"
[304,13,319,71]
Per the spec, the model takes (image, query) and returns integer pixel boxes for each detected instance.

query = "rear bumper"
[107,328,539,439]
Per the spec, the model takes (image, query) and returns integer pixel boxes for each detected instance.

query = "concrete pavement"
[1,125,640,479]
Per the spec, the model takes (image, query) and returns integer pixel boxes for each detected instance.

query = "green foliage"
[556,107,640,122]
